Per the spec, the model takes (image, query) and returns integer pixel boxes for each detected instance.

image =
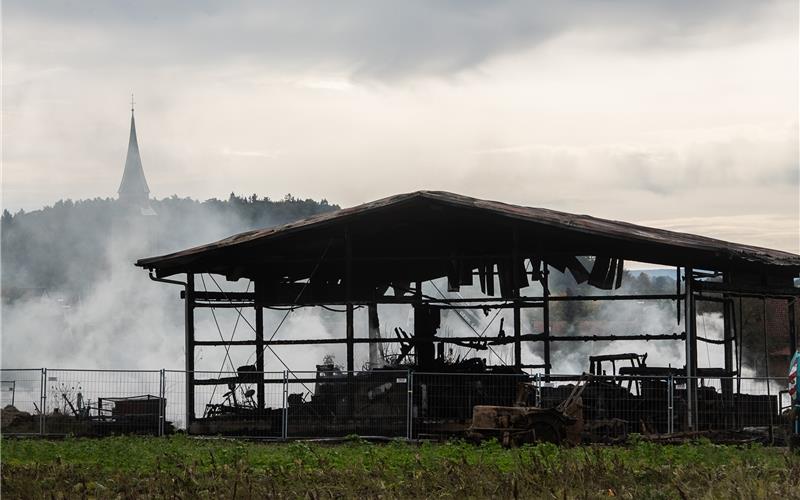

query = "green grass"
[2,435,798,499]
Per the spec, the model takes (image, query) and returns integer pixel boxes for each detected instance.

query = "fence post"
[158,369,165,437]
[406,369,414,440]
[41,368,48,436]
[282,371,288,440]
[667,374,674,434]
[39,368,46,435]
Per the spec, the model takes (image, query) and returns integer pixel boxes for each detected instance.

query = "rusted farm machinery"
[467,375,588,447]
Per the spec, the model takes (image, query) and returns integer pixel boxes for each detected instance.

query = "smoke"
[1,202,788,381]
[521,266,725,375]
[0,196,342,373]
[2,210,199,370]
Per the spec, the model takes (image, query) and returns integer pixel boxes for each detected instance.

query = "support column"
[542,263,551,377]
[722,298,733,394]
[345,227,354,373]
[676,267,682,325]
[185,273,196,426]
[684,268,697,430]
[255,295,265,411]
[722,291,734,428]
[762,298,774,443]
[513,300,521,369]
[412,281,426,368]
[512,227,521,370]
[788,298,798,443]
[789,298,797,355]
[346,305,354,372]
[722,272,734,381]
[367,304,384,368]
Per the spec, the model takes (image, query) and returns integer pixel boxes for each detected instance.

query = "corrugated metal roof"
[136,190,800,272]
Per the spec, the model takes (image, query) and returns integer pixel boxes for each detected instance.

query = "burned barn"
[136,191,800,440]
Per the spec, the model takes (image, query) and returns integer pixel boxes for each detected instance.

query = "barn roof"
[136,191,800,279]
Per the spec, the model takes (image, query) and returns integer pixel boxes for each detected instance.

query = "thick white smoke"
[0,211,776,381]
[0,201,348,373]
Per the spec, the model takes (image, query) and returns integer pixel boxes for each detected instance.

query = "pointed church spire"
[118,94,151,206]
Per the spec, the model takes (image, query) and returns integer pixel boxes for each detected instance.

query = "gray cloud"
[5,1,792,79]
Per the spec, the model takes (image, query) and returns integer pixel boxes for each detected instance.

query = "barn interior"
[136,191,800,439]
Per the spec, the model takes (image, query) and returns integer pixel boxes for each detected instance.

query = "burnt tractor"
[467,375,587,447]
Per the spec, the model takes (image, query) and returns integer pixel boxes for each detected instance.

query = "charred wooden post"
[345,227,354,373]
[721,293,734,406]
[789,298,797,355]
[789,298,798,442]
[367,304,383,368]
[413,296,440,370]
[542,262,551,377]
[676,267,681,324]
[762,298,774,443]
[736,297,744,426]
[411,281,437,368]
[255,293,265,410]
[346,305,354,371]
[689,282,699,430]
[722,295,735,429]
[185,273,196,425]
[721,273,733,395]
[344,227,355,419]
[512,227,521,370]
[684,268,697,430]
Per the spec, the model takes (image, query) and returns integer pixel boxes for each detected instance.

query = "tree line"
[1,194,338,297]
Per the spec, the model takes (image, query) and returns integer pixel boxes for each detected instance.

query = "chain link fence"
[1,368,795,443]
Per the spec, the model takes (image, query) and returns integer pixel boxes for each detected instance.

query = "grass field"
[2,435,798,499]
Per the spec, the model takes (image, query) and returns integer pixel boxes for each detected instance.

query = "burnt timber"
[136,190,800,435]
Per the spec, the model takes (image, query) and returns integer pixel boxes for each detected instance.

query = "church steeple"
[118,94,151,206]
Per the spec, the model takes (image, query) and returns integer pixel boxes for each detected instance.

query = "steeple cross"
[131,93,135,113]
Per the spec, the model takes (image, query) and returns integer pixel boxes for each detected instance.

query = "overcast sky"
[3,0,798,253]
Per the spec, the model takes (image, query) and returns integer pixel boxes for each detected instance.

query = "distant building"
[117,96,154,215]
[115,96,158,256]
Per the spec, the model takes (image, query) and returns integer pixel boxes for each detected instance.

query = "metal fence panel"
[1,367,794,442]
[412,372,528,439]
[541,374,673,440]
[163,370,186,432]
[41,369,162,436]
[188,370,285,438]
[286,370,409,438]
[0,369,44,435]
